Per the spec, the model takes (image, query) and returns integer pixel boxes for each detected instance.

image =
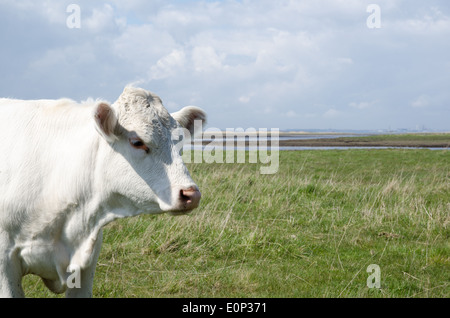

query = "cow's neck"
[18,136,138,277]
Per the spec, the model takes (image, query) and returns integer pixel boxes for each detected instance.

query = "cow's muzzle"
[168,186,201,215]
[180,187,201,210]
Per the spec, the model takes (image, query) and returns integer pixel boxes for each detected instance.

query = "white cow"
[0,86,206,297]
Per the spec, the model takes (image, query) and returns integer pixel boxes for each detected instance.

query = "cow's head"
[93,86,206,216]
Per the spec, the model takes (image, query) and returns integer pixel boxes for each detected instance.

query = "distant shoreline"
[198,133,450,148]
[276,138,450,148]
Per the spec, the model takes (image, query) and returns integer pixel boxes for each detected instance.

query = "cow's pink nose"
[179,187,201,210]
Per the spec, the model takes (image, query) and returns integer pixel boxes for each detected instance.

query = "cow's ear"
[93,102,118,142]
[171,106,207,137]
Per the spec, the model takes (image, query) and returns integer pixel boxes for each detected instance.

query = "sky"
[0,0,449,131]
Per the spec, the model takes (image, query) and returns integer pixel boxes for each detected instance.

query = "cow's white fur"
[0,86,206,297]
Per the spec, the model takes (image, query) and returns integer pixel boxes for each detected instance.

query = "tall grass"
[23,149,449,298]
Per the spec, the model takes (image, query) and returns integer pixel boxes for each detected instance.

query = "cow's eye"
[131,140,144,147]
[129,138,150,154]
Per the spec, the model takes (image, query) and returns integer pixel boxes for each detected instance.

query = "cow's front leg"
[0,236,25,297]
[65,231,103,298]
[0,260,24,297]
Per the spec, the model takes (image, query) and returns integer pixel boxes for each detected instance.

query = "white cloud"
[149,49,186,80]
[411,95,431,108]
[83,4,119,32]
[1,0,66,24]
[394,7,450,35]
[113,24,178,69]
[238,96,251,104]
[284,111,298,118]
[324,109,340,118]
[349,101,375,110]
[337,57,353,65]
[192,46,226,73]
[153,4,214,29]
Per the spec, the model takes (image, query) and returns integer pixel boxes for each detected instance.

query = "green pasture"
[23,149,449,298]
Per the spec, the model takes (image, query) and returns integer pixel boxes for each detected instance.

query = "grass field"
[23,149,449,298]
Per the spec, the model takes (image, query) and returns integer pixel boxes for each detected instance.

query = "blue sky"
[1,0,449,131]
